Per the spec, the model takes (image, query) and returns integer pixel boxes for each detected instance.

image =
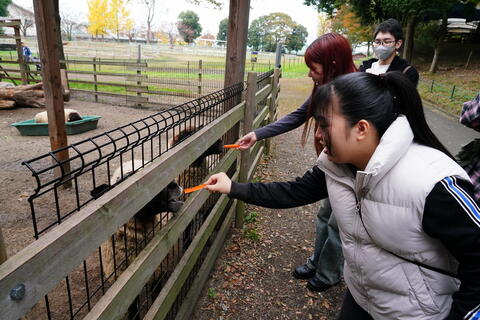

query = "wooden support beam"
[14,27,27,85]
[224,0,251,88]
[174,200,235,320]
[33,0,70,180]
[236,72,256,228]
[0,226,7,264]
[265,68,280,155]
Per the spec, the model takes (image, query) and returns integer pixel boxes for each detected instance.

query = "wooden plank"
[14,27,27,85]
[224,0,251,88]
[125,87,197,98]
[0,226,7,264]
[126,74,148,82]
[33,0,70,181]
[83,149,239,320]
[68,79,130,88]
[67,70,142,78]
[265,68,280,155]
[125,95,149,103]
[71,88,124,98]
[0,34,22,40]
[253,104,269,130]
[248,145,265,181]
[174,200,235,320]
[236,72,256,228]
[0,68,41,75]
[0,76,41,83]
[62,59,147,67]
[0,101,245,320]
[144,187,235,320]
[0,21,22,28]
[255,83,271,105]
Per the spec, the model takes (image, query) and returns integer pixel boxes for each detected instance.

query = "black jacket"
[359,55,419,87]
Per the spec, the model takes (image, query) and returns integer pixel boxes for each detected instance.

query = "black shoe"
[306,276,336,292]
[292,264,316,279]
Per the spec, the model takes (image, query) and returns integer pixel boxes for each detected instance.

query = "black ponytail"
[311,71,454,160]
[383,71,454,159]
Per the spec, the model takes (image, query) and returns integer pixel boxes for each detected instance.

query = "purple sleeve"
[254,98,310,140]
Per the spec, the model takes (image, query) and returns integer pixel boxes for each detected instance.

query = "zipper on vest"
[352,193,365,287]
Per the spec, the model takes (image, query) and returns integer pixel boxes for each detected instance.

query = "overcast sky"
[14,0,319,44]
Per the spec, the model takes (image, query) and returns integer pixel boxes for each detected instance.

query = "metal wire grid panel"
[23,81,244,239]
[21,70,273,320]
[66,59,273,108]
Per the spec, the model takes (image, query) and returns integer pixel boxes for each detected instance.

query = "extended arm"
[254,98,310,140]
[229,166,328,208]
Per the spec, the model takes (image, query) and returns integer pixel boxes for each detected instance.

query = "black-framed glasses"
[373,39,396,46]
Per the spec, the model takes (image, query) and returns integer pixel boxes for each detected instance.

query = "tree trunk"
[13,91,45,108]
[147,22,151,44]
[0,100,16,109]
[403,15,416,63]
[54,0,66,69]
[429,14,448,73]
[367,41,370,56]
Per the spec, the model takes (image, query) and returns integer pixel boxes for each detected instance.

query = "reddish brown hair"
[301,33,357,145]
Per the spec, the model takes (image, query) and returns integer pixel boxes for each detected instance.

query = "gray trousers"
[306,199,343,285]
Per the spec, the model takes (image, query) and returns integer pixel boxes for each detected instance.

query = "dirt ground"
[0,77,345,319]
[0,100,159,256]
[192,78,346,320]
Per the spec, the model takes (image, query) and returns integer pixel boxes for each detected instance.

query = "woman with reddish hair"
[237,33,357,293]
[239,33,357,150]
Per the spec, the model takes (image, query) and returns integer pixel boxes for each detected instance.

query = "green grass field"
[1,40,477,116]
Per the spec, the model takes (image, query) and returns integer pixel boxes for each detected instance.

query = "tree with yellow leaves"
[107,0,133,40]
[87,0,109,39]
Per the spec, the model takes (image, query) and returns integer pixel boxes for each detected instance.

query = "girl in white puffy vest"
[204,71,480,320]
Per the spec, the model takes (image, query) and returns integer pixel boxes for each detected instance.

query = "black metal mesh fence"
[21,70,273,320]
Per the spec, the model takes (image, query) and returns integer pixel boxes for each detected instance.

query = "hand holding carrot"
[204,173,232,194]
[237,131,257,150]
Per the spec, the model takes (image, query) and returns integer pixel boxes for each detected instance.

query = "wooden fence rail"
[0,58,272,108]
[0,69,281,319]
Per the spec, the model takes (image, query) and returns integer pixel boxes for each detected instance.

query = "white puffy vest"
[316,116,470,319]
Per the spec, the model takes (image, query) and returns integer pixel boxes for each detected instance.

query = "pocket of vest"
[402,263,441,315]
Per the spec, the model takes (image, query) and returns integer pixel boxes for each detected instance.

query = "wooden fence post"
[198,59,202,95]
[93,57,98,103]
[136,44,142,107]
[265,68,280,155]
[0,225,7,264]
[15,27,27,85]
[236,71,257,228]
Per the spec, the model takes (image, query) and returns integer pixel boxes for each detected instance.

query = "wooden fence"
[0,57,274,108]
[0,68,281,319]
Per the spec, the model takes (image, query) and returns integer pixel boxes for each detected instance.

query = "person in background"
[457,92,480,202]
[359,18,419,87]
[21,42,32,63]
[238,33,357,292]
[205,71,480,320]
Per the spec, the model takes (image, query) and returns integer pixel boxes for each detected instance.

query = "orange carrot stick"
[223,144,240,149]
[184,183,207,194]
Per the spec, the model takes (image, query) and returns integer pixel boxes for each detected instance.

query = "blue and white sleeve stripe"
[440,176,480,229]
[464,303,480,319]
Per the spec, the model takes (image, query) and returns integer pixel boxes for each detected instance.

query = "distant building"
[5,2,36,37]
